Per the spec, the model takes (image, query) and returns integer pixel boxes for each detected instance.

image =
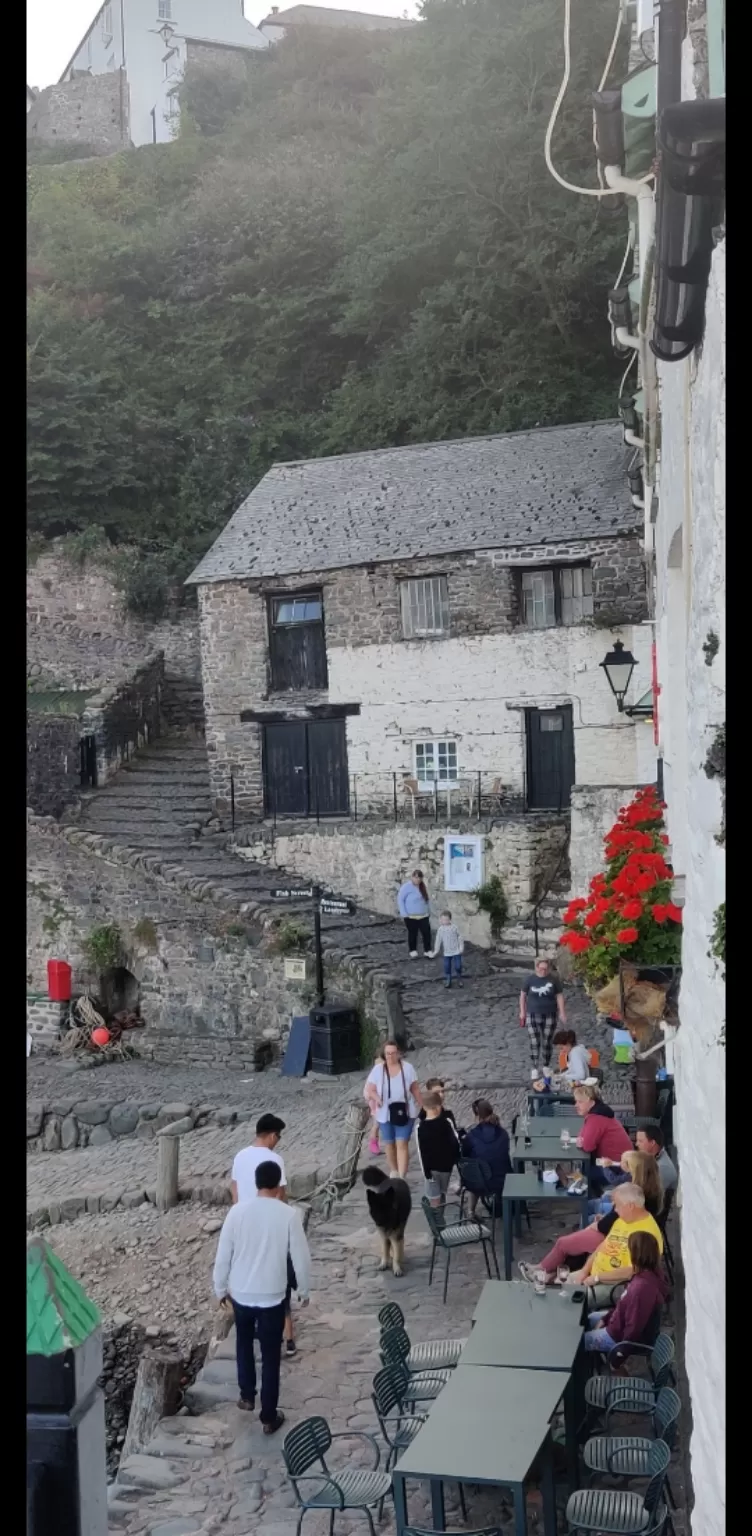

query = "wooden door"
[263,722,309,817]
[308,719,349,817]
[526,705,575,809]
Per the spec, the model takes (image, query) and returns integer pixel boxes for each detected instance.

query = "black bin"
[309,1004,361,1075]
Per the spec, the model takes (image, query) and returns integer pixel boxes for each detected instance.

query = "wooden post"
[120,1351,183,1465]
[156,1131,180,1213]
[331,1101,371,1190]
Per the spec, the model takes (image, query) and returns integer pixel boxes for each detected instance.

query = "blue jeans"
[583,1309,616,1353]
[586,1195,614,1220]
[379,1118,414,1144]
[232,1297,286,1422]
[443,955,462,979]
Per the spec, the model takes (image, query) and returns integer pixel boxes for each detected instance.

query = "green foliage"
[27,140,101,167]
[709,902,725,980]
[360,1012,382,1070]
[27,4,626,560]
[110,547,186,620]
[475,875,509,941]
[60,525,109,566]
[270,918,311,955]
[703,630,720,666]
[83,923,124,973]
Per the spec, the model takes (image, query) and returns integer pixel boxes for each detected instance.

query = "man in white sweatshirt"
[213,1160,311,1434]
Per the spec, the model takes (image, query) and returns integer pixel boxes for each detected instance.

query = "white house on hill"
[58,0,268,148]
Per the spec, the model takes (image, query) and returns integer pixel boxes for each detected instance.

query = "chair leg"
[328,1513,335,1536]
[443,1247,451,1304]
[364,1506,378,1536]
[490,1238,501,1279]
[458,1482,468,1521]
[428,1240,436,1288]
[666,1473,677,1510]
[481,1238,492,1279]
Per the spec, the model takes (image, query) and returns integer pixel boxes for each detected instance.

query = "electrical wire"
[613,228,635,291]
[544,0,655,198]
[618,350,638,398]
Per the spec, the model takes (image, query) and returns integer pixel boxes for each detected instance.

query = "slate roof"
[186,420,637,585]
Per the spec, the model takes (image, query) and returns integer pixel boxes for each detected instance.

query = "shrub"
[475,875,508,942]
[270,918,311,955]
[559,786,682,991]
[83,923,124,973]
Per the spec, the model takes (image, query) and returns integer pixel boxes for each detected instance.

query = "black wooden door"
[263,722,309,817]
[80,734,98,789]
[526,705,575,809]
[308,719,349,817]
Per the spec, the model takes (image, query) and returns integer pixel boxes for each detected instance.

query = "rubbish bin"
[47,960,72,1003]
[309,1004,361,1075]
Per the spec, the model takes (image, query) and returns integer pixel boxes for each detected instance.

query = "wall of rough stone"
[569,784,645,898]
[234,814,569,947]
[27,70,129,153]
[26,1096,258,1155]
[27,813,393,1058]
[27,714,82,818]
[185,40,252,80]
[198,535,652,819]
[81,653,165,784]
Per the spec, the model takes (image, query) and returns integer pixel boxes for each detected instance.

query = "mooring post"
[156,1125,182,1212]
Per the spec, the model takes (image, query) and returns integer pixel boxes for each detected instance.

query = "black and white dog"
[362,1168,412,1277]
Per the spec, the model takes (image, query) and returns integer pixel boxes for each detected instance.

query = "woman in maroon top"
[583,1231,668,1352]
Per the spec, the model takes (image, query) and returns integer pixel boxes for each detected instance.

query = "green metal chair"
[282,1415,392,1536]
[401,1528,503,1536]
[421,1197,500,1303]
[580,1333,675,1437]
[378,1336,452,1410]
[371,1365,469,1521]
[566,1440,671,1534]
[379,1315,465,1372]
[583,1386,681,1481]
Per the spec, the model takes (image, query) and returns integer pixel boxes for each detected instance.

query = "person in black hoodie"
[416,1090,461,1206]
[460,1100,512,1214]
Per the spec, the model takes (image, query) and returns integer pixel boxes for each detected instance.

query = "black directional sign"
[271,887,314,901]
[320,897,356,916]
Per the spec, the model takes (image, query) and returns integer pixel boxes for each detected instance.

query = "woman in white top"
[553,1029,592,1083]
[364,1040,422,1177]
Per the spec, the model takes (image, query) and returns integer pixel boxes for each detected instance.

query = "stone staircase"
[160,668,205,735]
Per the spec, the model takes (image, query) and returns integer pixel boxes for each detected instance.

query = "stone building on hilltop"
[258,5,417,42]
[188,420,656,921]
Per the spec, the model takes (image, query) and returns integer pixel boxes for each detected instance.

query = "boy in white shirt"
[230,1113,299,1357]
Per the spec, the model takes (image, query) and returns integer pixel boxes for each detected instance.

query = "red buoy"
[91,1027,110,1048]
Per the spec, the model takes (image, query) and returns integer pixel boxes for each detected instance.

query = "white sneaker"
[425,951,435,959]
[409,951,418,959]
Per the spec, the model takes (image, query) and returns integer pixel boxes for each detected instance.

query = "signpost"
[270,884,357,1007]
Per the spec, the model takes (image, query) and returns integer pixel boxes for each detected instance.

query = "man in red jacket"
[583,1230,668,1353]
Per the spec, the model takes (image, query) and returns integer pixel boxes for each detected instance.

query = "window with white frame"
[163,47,180,79]
[521,565,593,628]
[158,0,173,18]
[414,740,458,789]
[102,2,113,44]
[400,576,450,638]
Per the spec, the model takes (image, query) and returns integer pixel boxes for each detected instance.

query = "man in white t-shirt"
[231,1115,298,1357]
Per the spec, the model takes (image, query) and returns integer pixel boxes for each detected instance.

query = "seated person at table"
[636,1124,678,1193]
[553,1029,592,1084]
[569,1183,664,1306]
[530,1072,555,1118]
[461,1100,512,1214]
[416,1090,461,1207]
[574,1085,632,1179]
[584,1231,668,1352]
[519,1150,663,1285]
[588,1149,663,1221]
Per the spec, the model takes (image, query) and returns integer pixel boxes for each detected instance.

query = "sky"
[27,0,420,89]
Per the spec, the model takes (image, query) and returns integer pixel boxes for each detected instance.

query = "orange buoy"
[91,1027,111,1047]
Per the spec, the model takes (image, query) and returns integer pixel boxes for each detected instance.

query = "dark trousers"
[405,916,431,954]
[232,1298,286,1423]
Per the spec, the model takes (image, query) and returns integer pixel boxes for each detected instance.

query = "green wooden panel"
[27,1239,100,1357]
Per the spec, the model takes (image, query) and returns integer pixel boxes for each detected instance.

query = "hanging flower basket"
[559,785,683,1018]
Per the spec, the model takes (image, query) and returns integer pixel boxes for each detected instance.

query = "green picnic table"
[391,1362,566,1536]
[501,1172,588,1279]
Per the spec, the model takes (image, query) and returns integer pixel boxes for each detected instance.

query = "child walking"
[428,911,464,988]
[416,1090,461,1207]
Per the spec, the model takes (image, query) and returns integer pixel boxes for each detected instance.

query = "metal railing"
[347,771,528,823]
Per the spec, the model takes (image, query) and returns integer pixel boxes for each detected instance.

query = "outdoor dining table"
[466,1278,585,1488]
[528,1090,574,1114]
[501,1172,588,1280]
[518,1115,583,1140]
[390,1361,566,1536]
[511,1136,591,1171]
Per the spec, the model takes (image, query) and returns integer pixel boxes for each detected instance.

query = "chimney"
[271,5,279,12]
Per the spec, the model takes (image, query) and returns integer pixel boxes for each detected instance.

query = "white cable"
[545,0,655,199]
[619,351,638,396]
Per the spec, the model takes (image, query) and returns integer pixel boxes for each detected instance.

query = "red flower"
[652,904,670,922]
[568,933,592,954]
[665,903,683,924]
[563,898,588,924]
[584,908,603,929]
[616,926,640,944]
[620,899,643,919]
[660,835,670,845]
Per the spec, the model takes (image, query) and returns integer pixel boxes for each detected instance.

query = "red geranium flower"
[616,926,640,944]
[652,904,669,922]
[620,899,643,919]
[567,933,592,954]
[665,903,683,923]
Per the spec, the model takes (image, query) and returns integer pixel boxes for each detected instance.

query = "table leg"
[563,1373,578,1494]
[515,1197,523,1241]
[512,1482,528,1535]
[392,1472,408,1536]
[503,1200,513,1280]
[541,1436,558,1536]
[429,1477,446,1530]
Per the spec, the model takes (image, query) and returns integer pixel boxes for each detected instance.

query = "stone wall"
[26,1096,259,1155]
[27,70,130,153]
[27,714,82,818]
[81,653,165,784]
[234,814,569,947]
[27,812,394,1058]
[184,40,253,80]
[569,784,644,898]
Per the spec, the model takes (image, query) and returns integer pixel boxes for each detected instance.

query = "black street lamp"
[600,640,654,718]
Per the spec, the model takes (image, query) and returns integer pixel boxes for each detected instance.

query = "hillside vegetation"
[27,0,626,601]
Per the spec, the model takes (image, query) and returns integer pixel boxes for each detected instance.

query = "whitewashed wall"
[569,784,643,897]
[328,624,656,790]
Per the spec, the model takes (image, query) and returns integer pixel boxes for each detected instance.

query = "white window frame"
[400,576,450,639]
[559,564,593,625]
[521,564,593,628]
[102,2,113,45]
[521,568,556,629]
[414,739,458,792]
[158,0,173,18]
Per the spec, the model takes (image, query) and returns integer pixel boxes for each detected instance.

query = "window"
[158,0,173,17]
[163,47,180,79]
[102,2,113,44]
[166,90,179,119]
[521,565,593,628]
[414,740,458,790]
[401,576,450,638]
[268,591,327,692]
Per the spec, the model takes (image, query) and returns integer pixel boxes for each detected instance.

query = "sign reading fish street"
[271,887,314,901]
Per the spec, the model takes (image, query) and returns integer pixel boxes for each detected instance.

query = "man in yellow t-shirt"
[573,1183,664,1306]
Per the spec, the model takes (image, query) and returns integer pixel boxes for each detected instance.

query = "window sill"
[401,631,450,642]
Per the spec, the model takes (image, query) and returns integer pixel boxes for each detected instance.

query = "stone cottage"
[188,419,656,861]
